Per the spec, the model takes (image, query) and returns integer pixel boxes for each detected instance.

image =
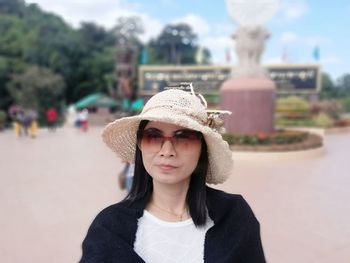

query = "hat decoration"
[164,82,231,134]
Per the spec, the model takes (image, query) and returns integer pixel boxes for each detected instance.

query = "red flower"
[256,132,267,140]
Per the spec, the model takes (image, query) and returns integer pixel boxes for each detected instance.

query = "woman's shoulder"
[206,186,245,203]
[88,199,140,229]
[206,187,258,222]
[99,199,138,217]
[83,200,141,245]
[81,200,145,262]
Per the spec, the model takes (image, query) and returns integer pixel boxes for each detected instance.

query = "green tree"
[113,16,144,46]
[320,72,337,99]
[0,56,13,109]
[150,23,197,64]
[78,22,115,51]
[72,47,115,100]
[337,73,350,96]
[6,65,65,122]
[0,15,26,57]
[0,3,211,111]
[0,0,25,16]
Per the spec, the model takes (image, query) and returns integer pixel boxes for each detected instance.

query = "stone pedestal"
[220,77,276,134]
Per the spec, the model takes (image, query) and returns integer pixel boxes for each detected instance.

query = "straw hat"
[102,86,233,184]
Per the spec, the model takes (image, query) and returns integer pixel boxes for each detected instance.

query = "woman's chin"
[152,173,189,186]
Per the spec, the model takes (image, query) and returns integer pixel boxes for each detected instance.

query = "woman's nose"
[159,139,176,157]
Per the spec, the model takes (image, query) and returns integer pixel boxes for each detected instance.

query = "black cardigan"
[80,187,266,263]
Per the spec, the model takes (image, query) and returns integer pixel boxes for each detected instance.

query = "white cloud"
[321,56,341,65]
[27,0,131,28]
[26,0,162,42]
[170,15,239,64]
[202,36,236,64]
[279,31,331,51]
[280,32,299,44]
[212,23,236,36]
[264,56,284,64]
[279,0,308,21]
[172,14,210,36]
[138,15,163,42]
[202,36,233,50]
[303,36,331,47]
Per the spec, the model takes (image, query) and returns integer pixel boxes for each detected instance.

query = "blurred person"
[118,162,135,193]
[27,109,39,138]
[66,105,78,127]
[8,105,24,137]
[125,163,135,193]
[46,107,58,132]
[80,85,265,262]
[74,113,81,129]
[78,108,89,132]
[21,110,33,137]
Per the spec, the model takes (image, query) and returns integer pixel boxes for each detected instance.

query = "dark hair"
[124,120,208,226]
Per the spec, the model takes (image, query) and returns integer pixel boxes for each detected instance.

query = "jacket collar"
[120,186,230,223]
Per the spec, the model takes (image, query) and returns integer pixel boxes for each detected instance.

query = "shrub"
[312,113,333,128]
[276,96,310,113]
[0,110,6,123]
[223,130,308,145]
[333,119,350,127]
[283,112,310,120]
[275,118,315,127]
[341,97,350,113]
[0,110,7,130]
[310,100,342,119]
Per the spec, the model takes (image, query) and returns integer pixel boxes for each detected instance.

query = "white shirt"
[134,211,214,263]
[78,109,88,121]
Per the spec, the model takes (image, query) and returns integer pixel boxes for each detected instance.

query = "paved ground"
[0,127,349,263]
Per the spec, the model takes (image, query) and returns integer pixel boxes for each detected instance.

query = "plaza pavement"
[0,127,349,263]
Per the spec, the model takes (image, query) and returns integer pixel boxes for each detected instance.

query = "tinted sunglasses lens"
[173,130,202,150]
[138,129,202,152]
[139,129,163,151]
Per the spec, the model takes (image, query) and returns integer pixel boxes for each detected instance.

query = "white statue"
[225,0,279,77]
[232,26,270,77]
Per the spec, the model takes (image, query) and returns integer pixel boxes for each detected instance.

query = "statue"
[220,0,280,134]
[232,25,270,77]
[225,0,279,77]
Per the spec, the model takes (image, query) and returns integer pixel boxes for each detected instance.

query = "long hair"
[125,120,208,226]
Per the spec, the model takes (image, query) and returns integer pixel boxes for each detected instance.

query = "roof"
[74,93,119,109]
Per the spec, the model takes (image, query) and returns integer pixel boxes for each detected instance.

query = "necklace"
[151,202,187,221]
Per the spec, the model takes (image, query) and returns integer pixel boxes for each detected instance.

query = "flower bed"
[223,130,323,152]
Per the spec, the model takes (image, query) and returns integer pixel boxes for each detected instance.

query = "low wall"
[232,145,326,161]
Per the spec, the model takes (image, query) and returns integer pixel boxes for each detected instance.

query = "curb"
[232,145,326,161]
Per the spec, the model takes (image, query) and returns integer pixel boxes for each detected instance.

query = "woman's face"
[139,121,202,186]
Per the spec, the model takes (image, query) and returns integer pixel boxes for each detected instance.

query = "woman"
[80,87,266,262]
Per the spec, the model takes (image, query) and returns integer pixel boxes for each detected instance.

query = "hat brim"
[102,111,233,184]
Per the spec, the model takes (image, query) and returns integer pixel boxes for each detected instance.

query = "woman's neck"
[146,181,190,221]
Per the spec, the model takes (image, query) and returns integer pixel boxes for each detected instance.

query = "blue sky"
[27,0,350,81]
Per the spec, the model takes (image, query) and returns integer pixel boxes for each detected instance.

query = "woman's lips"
[158,164,177,171]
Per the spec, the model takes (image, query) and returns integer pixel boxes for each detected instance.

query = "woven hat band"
[141,105,207,126]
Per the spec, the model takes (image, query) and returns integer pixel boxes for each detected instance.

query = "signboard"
[269,65,320,93]
[138,64,321,95]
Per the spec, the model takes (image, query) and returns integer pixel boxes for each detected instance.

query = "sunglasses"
[137,128,202,153]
